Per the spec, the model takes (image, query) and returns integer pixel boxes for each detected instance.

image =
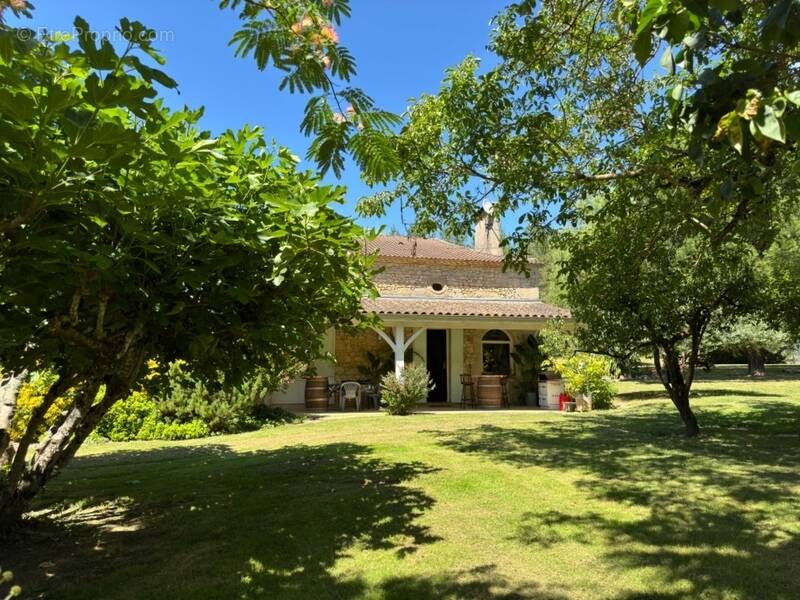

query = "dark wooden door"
[426,329,448,402]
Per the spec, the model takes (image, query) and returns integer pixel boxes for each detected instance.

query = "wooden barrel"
[477,375,503,408]
[304,377,329,411]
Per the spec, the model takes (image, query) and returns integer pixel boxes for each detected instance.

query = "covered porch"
[333,317,548,407]
[267,297,570,411]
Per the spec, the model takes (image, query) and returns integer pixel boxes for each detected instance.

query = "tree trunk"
[3,375,71,487]
[0,381,127,529]
[0,369,27,462]
[671,389,700,437]
[747,350,766,377]
[655,345,701,437]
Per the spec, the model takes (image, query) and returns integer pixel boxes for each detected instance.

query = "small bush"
[156,362,286,434]
[94,367,302,441]
[555,354,617,410]
[380,365,433,416]
[95,391,159,442]
[136,416,210,441]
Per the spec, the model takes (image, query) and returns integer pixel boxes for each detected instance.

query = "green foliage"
[221,0,401,179]
[0,13,375,520]
[95,391,159,442]
[135,417,210,442]
[95,390,212,442]
[630,0,800,161]
[95,365,302,441]
[156,362,293,434]
[357,350,393,386]
[379,365,433,416]
[0,17,376,389]
[763,213,800,337]
[565,192,759,362]
[510,334,545,398]
[704,317,793,359]
[538,318,577,367]
[554,354,617,410]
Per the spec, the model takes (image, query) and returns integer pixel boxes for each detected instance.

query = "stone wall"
[462,328,539,405]
[334,328,426,382]
[334,329,390,382]
[374,260,540,300]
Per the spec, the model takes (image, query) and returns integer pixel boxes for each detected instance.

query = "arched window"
[482,329,511,375]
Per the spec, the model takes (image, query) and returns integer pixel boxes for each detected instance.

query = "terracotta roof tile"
[362,296,571,319]
[366,235,541,265]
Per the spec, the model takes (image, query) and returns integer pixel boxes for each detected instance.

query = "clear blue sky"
[18,0,510,233]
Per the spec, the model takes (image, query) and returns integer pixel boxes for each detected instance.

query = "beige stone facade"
[268,219,570,410]
[373,259,540,300]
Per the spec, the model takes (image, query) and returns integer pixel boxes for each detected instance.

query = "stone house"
[269,211,571,409]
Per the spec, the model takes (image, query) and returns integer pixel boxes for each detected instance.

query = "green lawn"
[3,367,800,599]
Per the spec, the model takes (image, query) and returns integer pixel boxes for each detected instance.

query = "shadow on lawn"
[617,387,781,402]
[2,442,496,600]
[427,403,800,599]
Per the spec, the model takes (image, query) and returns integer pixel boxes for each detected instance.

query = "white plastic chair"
[339,381,362,411]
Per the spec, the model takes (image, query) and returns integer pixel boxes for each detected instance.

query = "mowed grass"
[3,366,800,599]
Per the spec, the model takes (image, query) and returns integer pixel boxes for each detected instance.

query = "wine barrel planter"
[304,376,329,411]
[477,375,504,408]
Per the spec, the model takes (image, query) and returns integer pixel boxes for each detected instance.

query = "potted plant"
[511,334,546,406]
[357,350,394,387]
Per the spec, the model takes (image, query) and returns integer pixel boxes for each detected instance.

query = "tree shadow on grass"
[617,388,782,402]
[379,564,568,600]
[426,403,800,599]
[0,442,451,599]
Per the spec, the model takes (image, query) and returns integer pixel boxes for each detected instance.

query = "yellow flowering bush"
[10,372,73,442]
[553,354,617,410]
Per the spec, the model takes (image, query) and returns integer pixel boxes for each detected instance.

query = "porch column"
[373,326,425,378]
[393,326,405,377]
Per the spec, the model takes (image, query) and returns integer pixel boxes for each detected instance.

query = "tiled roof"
[366,235,541,264]
[362,296,571,319]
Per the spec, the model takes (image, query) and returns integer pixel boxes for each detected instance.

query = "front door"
[426,329,448,402]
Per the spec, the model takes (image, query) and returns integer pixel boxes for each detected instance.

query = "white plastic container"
[537,379,565,409]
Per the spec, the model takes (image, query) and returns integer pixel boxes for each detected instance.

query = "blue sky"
[18,0,510,233]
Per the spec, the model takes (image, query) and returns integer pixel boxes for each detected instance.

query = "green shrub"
[95,391,159,442]
[555,354,617,410]
[157,362,286,434]
[95,365,301,441]
[136,416,210,441]
[380,365,433,416]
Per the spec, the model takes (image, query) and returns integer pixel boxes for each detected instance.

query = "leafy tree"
[762,213,800,337]
[703,317,793,376]
[220,0,401,179]
[349,0,798,434]
[360,1,798,261]
[630,0,800,164]
[563,186,759,436]
[0,19,375,525]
